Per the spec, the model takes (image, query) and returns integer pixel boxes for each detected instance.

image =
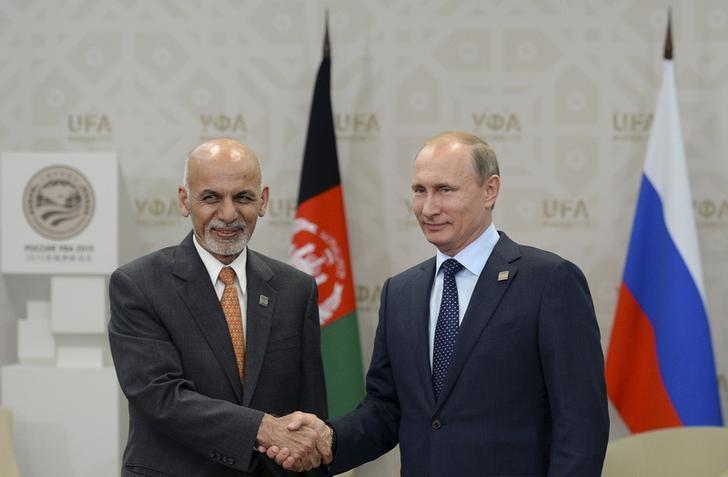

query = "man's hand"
[256,412,333,471]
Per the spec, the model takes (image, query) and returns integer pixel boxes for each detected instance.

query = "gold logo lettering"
[334,112,380,140]
[542,199,591,227]
[356,284,382,310]
[199,114,247,133]
[67,114,112,142]
[471,112,521,141]
[135,197,181,225]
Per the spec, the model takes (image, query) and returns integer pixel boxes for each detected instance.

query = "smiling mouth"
[213,228,242,238]
[423,222,448,230]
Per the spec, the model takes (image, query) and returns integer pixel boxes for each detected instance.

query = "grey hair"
[183,155,190,193]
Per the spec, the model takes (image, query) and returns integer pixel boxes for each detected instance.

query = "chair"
[0,406,21,477]
[602,426,728,477]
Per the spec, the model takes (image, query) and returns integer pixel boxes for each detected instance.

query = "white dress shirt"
[193,234,248,340]
[429,222,499,367]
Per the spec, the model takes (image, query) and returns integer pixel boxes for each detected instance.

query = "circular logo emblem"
[290,217,346,326]
[23,165,95,240]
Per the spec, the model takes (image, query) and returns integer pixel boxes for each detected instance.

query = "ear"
[178,186,190,217]
[483,174,500,209]
[258,185,270,217]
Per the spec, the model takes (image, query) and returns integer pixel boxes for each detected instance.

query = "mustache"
[206,219,247,232]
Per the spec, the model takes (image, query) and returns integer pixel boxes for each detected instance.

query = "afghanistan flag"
[289,20,365,418]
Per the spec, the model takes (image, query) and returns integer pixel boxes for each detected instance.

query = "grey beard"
[202,219,249,257]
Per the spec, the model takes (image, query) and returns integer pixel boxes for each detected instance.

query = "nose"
[218,196,238,223]
[421,193,439,218]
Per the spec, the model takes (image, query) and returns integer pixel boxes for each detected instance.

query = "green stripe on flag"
[321,311,365,418]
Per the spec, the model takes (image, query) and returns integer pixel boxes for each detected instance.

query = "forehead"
[412,141,476,183]
[189,155,261,191]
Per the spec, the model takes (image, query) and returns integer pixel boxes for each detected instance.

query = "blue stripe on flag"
[623,174,722,425]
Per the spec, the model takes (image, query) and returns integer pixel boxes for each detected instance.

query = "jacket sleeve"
[298,277,328,418]
[108,268,264,473]
[328,278,400,473]
[538,260,610,477]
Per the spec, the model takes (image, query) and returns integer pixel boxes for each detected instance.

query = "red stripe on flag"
[292,185,355,326]
[606,282,682,433]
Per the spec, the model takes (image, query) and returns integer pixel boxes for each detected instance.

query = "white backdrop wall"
[1,1,727,476]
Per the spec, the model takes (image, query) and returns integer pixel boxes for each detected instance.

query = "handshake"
[256,411,333,472]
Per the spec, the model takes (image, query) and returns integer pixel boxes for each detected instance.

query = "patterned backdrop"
[1,1,727,475]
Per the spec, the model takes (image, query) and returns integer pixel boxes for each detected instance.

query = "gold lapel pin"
[498,270,509,281]
[259,295,269,307]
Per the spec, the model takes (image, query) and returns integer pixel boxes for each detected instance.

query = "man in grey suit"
[109,138,330,476]
[266,131,609,476]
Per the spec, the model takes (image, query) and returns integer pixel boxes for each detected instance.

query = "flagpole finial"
[323,10,331,59]
[664,8,673,60]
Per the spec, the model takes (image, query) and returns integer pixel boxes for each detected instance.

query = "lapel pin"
[498,270,509,281]
[259,295,269,307]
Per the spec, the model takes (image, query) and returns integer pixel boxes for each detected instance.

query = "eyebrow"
[411,182,456,189]
[197,187,257,195]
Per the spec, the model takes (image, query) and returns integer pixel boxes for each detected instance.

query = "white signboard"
[1,152,118,274]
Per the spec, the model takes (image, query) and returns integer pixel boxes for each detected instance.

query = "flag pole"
[664,8,672,60]
[324,9,331,59]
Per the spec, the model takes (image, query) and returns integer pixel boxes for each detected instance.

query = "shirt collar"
[435,222,499,277]
[192,234,247,293]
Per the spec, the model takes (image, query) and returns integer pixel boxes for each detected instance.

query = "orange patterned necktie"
[218,267,245,379]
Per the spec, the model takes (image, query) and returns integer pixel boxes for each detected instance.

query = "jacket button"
[431,419,441,430]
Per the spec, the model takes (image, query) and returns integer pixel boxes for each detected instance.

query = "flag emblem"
[290,215,348,325]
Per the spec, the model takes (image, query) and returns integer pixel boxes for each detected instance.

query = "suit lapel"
[434,232,521,412]
[173,233,243,403]
[241,250,276,408]
[409,258,437,410]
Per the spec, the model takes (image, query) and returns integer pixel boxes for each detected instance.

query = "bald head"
[184,138,262,193]
[178,138,269,264]
[419,131,499,186]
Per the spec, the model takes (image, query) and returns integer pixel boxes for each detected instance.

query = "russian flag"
[605,16,723,433]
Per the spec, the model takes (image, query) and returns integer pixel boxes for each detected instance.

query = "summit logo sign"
[23,165,95,240]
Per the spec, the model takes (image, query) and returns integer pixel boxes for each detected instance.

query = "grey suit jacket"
[109,232,327,477]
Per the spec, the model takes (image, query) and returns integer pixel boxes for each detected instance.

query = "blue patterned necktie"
[432,258,464,401]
